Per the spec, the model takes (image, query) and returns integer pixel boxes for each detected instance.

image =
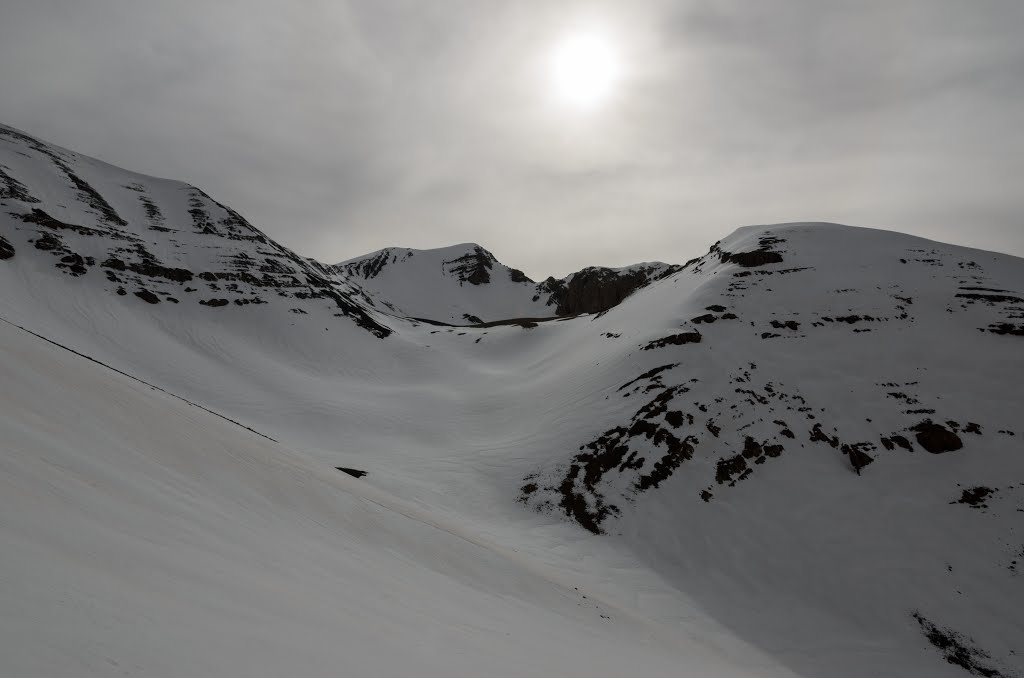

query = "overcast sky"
[2,0,1022,278]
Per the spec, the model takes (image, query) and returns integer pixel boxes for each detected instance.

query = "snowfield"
[2,123,1023,677]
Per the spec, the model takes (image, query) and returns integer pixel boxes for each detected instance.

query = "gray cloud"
[1,0,1021,278]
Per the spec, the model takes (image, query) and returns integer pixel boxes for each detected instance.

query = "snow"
[3,318,794,678]
[2,122,1023,677]
[333,243,552,323]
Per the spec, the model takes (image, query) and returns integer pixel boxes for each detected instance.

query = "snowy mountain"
[2,123,1023,678]
[333,243,679,324]
[0,123,392,337]
[333,243,548,323]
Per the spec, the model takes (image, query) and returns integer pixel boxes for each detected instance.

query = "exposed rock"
[560,267,648,315]
[536,276,567,308]
[880,434,914,452]
[912,612,1014,678]
[102,255,193,282]
[57,253,89,276]
[842,444,875,474]
[508,267,532,283]
[335,467,367,479]
[443,246,495,285]
[912,421,963,454]
[552,264,680,316]
[0,234,14,260]
[956,292,1024,304]
[721,250,784,267]
[715,454,749,485]
[58,162,126,226]
[617,364,679,392]
[339,250,391,280]
[17,207,110,237]
[714,236,786,268]
[952,486,996,509]
[134,289,160,304]
[642,332,702,351]
[986,323,1024,337]
[0,164,40,203]
[33,232,64,251]
[809,423,839,448]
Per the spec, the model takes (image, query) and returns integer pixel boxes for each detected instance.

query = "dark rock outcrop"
[0,234,14,260]
[912,612,1014,678]
[986,323,1024,337]
[552,264,680,316]
[443,246,496,285]
[342,250,391,280]
[721,249,784,267]
[713,235,786,268]
[508,267,532,283]
[0,164,40,203]
[952,486,995,508]
[642,332,702,351]
[134,289,160,304]
[912,421,963,454]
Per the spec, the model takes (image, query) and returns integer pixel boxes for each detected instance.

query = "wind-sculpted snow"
[2,124,1024,678]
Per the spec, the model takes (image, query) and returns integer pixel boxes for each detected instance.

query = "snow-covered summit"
[332,242,545,323]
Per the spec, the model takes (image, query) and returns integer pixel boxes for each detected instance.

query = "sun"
[548,33,621,111]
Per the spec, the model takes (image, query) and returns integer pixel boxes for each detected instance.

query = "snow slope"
[1,317,789,678]
[2,123,1023,678]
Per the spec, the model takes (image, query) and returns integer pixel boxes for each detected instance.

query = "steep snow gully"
[2,123,1023,677]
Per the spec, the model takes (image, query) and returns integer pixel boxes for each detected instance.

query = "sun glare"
[548,33,621,111]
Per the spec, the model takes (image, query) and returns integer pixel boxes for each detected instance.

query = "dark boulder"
[134,289,160,304]
[912,421,963,454]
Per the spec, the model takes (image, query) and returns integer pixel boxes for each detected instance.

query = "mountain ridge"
[0,122,684,326]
